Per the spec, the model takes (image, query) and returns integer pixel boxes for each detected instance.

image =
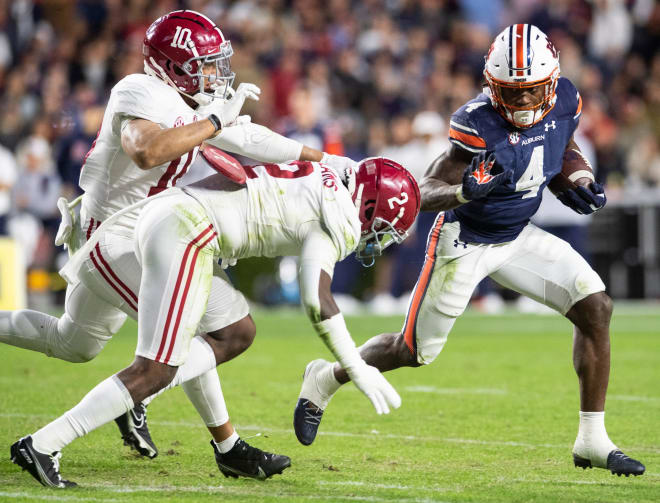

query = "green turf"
[1,308,659,502]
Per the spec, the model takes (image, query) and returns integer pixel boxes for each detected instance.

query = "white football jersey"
[79,74,202,235]
[184,161,361,270]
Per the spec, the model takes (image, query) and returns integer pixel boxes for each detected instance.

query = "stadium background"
[0,0,659,312]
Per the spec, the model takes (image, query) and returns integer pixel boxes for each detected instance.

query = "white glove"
[220,257,237,269]
[199,83,261,130]
[347,363,401,414]
[54,197,74,248]
[321,153,357,195]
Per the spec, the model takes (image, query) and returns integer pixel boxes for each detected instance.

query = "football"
[547,148,595,195]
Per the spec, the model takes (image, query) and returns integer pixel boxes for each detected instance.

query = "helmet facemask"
[180,40,235,105]
[485,68,558,128]
[354,186,410,267]
[356,216,410,267]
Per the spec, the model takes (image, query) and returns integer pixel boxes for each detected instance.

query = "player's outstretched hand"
[556,182,606,215]
[347,363,401,415]
[460,151,513,201]
[320,153,357,193]
[200,83,261,131]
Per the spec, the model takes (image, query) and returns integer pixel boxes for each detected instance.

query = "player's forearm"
[206,122,304,163]
[420,178,465,212]
[299,146,323,162]
[134,120,216,169]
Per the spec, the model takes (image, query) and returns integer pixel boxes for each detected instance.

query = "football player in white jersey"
[0,9,357,466]
[10,157,421,488]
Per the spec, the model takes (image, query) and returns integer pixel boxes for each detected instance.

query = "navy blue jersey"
[445,77,583,244]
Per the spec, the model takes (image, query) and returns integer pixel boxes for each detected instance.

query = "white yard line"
[3,414,659,454]
[0,491,118,502]
[403,386,507,395]
[609,394,660,403]
[318,480,454,492]
[51,482,449,502]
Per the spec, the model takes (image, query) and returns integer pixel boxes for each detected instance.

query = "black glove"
[460,151,513,201]
[556,182,607,215]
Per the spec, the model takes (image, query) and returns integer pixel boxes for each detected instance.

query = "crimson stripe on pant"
[155,224,215,364]
[93,242,138,306]
[162,231,217,364]
[89,245,138,312]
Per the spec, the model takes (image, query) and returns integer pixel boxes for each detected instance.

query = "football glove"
[346,363,401,415]
[198,83,261,131]
[460,151,513,201]
[556,182,607,215]
[320,152,357,195]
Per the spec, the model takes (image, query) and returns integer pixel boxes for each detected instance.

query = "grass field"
[1,307,659,502]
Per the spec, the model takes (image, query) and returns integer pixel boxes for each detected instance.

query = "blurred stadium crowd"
[0,0,658,309]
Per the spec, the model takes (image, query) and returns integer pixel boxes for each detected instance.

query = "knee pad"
[51,314,113,363]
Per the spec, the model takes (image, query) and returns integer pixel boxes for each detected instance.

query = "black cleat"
[10,436,77,488]
[606,450,645,476]
[114,403,158,459]
[293,398,324,446]
[211,438,291,480]
[573,450,645,476]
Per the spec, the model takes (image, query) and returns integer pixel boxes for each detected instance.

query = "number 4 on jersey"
[515,145,546,199]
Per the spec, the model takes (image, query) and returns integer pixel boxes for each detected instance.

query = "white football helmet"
[484,24,560,128]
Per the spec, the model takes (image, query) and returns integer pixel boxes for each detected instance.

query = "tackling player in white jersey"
[10,157,421,487]
[0,9,356,467]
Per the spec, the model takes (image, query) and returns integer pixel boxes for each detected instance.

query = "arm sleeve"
[298,223,339,321]
[298,225,365,372]
[206,121,304,162]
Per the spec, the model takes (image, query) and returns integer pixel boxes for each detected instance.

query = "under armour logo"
[544,121,556,132]
[453,239,468,249]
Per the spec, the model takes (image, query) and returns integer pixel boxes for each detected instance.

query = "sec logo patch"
[508,132,520,145]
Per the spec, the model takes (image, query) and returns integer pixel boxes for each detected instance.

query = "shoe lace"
[50,452,64,482]
[235,438,271,461]
[303,400,323,425]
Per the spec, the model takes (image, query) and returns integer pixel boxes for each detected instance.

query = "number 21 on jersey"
[515,145,546,199]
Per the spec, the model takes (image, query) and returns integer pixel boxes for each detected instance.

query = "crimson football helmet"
[143,10,234,104]
[484,24,560,128]
[352,157,421,266]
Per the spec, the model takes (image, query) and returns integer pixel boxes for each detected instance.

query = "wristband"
[455,185,470,204]
[207,114,222,132]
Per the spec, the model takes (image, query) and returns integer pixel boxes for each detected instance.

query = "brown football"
[547,148,594,195]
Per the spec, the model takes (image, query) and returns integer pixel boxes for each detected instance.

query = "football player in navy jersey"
[293,24,645,476]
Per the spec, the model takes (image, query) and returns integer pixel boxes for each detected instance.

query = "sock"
[0,310,57,354]
[182,368,230,427]
[573,411,618,468]
[32,376,134,454]
[214,431,239,453]
[318,362,342,398]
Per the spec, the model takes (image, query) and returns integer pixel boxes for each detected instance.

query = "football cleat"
[211,438,291,480]
[293,359,333,446]
[293,399,324,446]
[10,436,77,488]
[573,449,645,476]
[114,402,158,459]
